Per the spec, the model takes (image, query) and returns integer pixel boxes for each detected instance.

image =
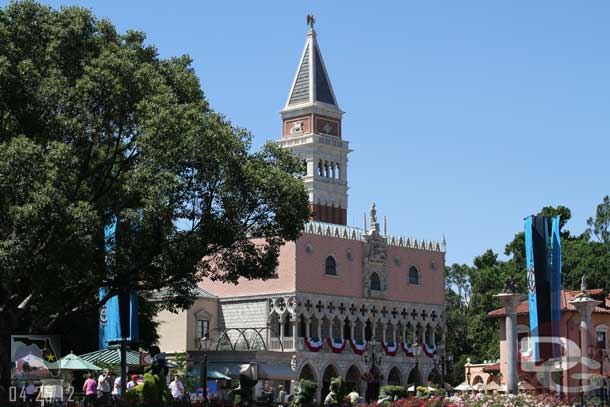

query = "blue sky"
[9,1,610,265]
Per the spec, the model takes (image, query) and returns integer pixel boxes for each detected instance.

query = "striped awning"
[79,348,142,366]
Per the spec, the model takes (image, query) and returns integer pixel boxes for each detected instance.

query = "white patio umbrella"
[485,381,501,392]
[453,382,473,392]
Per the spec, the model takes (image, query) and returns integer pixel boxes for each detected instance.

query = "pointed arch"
[388,366,402,386]
[322,364,340,400]
[299,363,317,381]
[345,365,361,393]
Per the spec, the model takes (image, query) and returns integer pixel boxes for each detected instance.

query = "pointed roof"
[284,23,340,112]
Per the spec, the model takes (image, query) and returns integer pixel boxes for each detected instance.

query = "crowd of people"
[82,369,143,406]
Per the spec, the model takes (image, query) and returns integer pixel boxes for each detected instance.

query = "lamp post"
[200,336,210,402]
[412,340,422,386]
[364,341,383,369]
[363,341,383,402]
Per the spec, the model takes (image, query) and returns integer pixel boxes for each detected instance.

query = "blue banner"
[99,217,139,348]
[525,215,540,361]
[525,215,562,362]
[549,216,562,340]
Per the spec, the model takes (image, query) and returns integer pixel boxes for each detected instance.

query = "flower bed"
[359,393,566,407]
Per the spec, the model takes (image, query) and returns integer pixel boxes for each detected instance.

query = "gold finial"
[307,14,315,29]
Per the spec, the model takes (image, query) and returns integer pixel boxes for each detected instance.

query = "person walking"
[169,374,184,400]
[127,375,138,391]
[82,373,97,407]
[112,375,122,400]
[24,382,37,406]
[97,369,112,402]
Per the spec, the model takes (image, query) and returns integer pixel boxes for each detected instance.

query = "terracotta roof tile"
[488,289,610,318]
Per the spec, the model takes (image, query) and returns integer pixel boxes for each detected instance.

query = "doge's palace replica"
[155,18,446,402]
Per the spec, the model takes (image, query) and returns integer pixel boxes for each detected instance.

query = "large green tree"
[0,1,309,400]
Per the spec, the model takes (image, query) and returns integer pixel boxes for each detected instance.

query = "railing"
[269,337,296,351]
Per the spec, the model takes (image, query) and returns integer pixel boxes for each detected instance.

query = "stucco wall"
[295,234,445,305]
[199,240,296,298]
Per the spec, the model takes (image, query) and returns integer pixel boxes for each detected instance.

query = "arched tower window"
[318,160,323,177]
[324,161,329,177]
[370,272,381,290]
[335,163,340,180]
[325,256,337,275]
[409,266,419,285]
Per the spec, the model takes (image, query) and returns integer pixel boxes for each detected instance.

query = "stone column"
[402,325,407,344]
[432,328,436,347]
[372,322,377,343]
[317,318,322,340]
[570,290,601,395]
[382,322,387,343]
[362,321,366,341]
[350,320,355,340]
[292,316,298,344]
[279,316,285,341]
[306,318,311,338]
[495,293,527,395]
[392,324,396,345]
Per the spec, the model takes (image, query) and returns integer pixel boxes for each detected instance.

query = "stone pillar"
[350,320,355,340]
[432,328,436,347]
[372,322,377,343]
[279,317,285,340]
[402,325,407,344]
[382,322,387,343]
[392,324,396,345]
[495,293,527,395]
[306,318,311,338]
[570,290,602,395]
[362,321,366,341]
[317,318,322,340]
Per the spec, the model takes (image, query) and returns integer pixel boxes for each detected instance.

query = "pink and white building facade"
[157,21,447,400]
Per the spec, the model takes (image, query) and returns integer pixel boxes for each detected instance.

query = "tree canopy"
[0,1,309,398]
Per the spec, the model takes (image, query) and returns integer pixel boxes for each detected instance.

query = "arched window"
[409,266,419,285]
[325,256,337,275]
[335,163,340,180]
[370,272,381,290]
[318,160,323,177]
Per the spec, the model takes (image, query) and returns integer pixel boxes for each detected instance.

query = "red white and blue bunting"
[349,339,367,355]
[381,341,398,356]
[304,337,323,352]
[423,344,437,357]
[401,342,414,357]
[327,338,347,353]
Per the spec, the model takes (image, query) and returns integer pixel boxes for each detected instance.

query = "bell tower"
[277,16,351,225]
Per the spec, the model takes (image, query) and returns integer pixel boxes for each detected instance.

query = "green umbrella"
[52,352,102,371]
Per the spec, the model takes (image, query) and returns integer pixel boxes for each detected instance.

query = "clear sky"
[8,1,610,265]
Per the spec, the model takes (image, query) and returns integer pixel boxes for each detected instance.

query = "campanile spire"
[277,17,351,225]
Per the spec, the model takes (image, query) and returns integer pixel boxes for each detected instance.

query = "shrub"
[291,379,317,407]
[379,385,408,399]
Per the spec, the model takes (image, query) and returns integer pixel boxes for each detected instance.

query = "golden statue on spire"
[307,14,315,29]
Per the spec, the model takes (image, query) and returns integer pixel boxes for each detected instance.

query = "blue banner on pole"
[524,215,540,361]
[549,216,562,340]
[99,217,139,349]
